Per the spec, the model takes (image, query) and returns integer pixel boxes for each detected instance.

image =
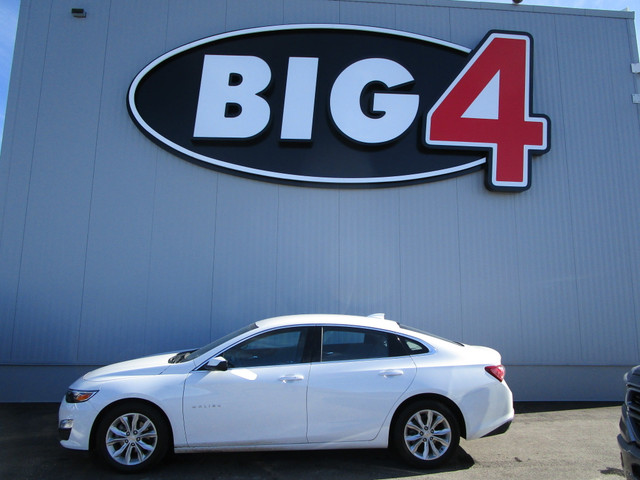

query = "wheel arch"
[89,398,175,452]
[389,394,467,441]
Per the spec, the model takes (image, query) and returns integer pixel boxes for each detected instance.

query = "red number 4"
[425,31,549,192]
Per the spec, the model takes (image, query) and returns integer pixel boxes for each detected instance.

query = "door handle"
[279,374,304,383]
[379,369,404,377]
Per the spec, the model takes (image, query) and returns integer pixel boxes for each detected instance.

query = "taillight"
[485,365,506,382]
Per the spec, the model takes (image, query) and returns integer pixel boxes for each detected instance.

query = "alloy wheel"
[403,408,452,461]
[105,412,158,466]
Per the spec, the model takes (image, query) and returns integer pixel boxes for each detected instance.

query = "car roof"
[254,314,404,332]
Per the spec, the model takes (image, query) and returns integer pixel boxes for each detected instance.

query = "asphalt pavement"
[0,402,625,480]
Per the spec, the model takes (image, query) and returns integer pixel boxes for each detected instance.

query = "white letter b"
[193,55,271,139]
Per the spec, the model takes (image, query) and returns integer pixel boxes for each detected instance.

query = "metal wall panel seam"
[0,0,39,363]
[0,0,24,218]
[550,13,584,365]
[396,188,403,323]
[15,0,112,363]
[7,0,53,362]
[209,173,220,343]
[142,148,161,354]
[552,14,588,364]
[76,0,170,364]
[274,185,282,316]
[600,18,640,363]
[615,17,640,361]
[142,0,169,355]
[338,189,342,314]
[75,0,113,363]
[454,179,465,342]
[511,195,528,366]
[554,17,638,364]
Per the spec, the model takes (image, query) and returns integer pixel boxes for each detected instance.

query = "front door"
[183,327,312,447]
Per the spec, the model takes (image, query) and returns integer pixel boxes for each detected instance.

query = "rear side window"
[399,335,430,355]
[321,327,407,362]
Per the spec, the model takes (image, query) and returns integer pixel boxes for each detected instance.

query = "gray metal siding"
[339,189,402,317]
[398,182,463,340]
[77,1,169,365]
[1,0,639,400]
[276,186,340,315]
[6,1,110,363]
[211,177,279,332]
[0,0,52,363]
[554,14,640,366]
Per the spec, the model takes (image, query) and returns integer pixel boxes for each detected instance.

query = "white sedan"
[59,314,513,472]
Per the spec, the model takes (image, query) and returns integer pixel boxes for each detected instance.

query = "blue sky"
[0,0,639,152]
[0,0,18,149]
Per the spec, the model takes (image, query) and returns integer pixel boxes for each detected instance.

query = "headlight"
[65,389,98,403]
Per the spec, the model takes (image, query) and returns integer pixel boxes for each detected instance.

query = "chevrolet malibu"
[59,314,513,472]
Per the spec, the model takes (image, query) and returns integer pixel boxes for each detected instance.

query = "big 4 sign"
[129,26,550,192]
[426,31,550,191]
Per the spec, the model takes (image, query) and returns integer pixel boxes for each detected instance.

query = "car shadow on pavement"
[157,446,476,480]
[51,439,476,479]
[0,403,475,480]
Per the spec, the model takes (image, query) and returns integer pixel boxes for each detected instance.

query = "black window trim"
[195,323,434,371]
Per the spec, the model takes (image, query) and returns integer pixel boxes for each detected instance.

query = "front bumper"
[58,423,72,441]
[58,397,100,451]
[618,433,640,480]
[619,402,640,480]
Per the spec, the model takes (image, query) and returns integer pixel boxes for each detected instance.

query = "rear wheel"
[392,400,460,468]
[94,402,169,473]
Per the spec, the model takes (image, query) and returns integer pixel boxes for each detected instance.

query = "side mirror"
[202,356,228,372]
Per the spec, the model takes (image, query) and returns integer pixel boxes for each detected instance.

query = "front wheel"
[94,402,169,473]
[392,400,460,468]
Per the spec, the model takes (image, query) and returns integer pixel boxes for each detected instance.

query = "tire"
[94,402,170,473]
[392,400,460,468]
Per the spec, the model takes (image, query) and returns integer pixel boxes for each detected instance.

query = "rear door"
[306,327,417,443]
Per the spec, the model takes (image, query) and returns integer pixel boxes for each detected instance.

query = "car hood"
[83,353,176,381]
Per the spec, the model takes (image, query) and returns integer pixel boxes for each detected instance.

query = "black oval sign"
[128,24,487,185]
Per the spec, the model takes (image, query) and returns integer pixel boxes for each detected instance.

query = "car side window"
[398,335,430,355]
[222,327,309,368]
[321,327,405,362]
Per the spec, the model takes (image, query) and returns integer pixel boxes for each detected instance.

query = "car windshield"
[177,323,259,363]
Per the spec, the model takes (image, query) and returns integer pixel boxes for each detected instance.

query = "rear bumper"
[482,418,512,438]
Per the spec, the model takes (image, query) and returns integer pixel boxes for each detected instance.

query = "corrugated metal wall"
[1,0,639,401]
